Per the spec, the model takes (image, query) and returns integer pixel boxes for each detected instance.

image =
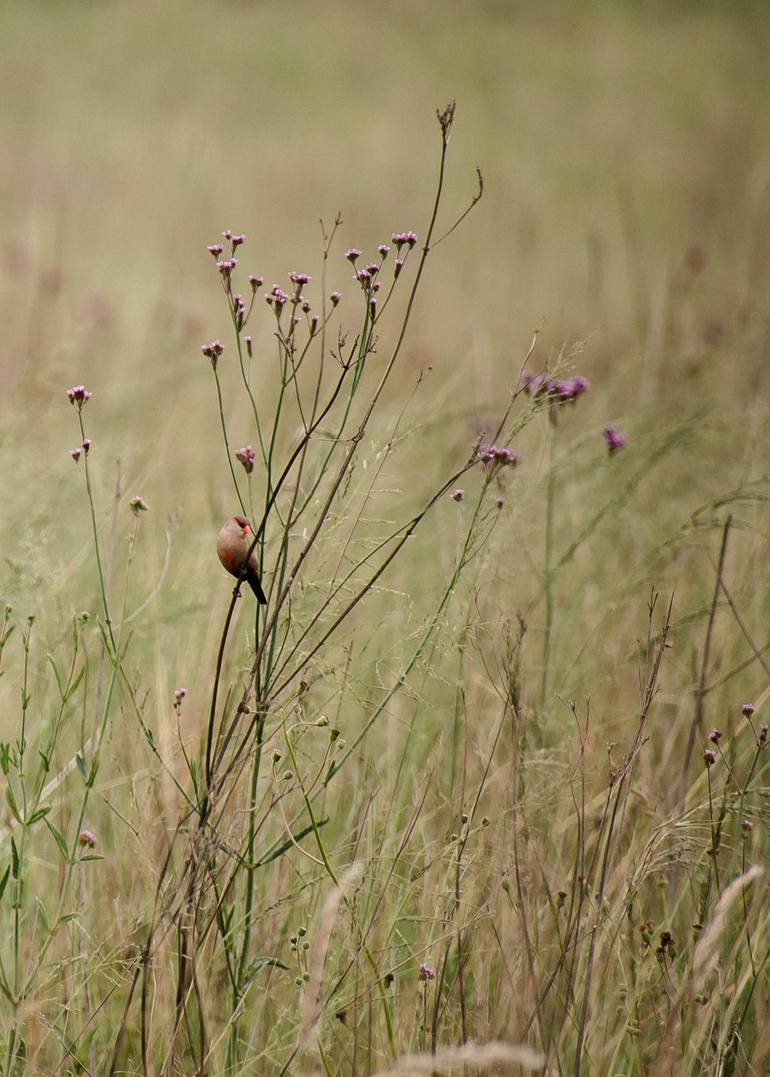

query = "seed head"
[129,496,148,516]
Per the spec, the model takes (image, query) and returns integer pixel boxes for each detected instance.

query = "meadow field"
[1,1,770,1072]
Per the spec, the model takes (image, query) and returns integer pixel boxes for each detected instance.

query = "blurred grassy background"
[2,0,769,699]
[1,2,770,1067]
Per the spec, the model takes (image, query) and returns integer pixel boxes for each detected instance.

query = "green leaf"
[26,806,51,825]
[63,667,85,702]
[46,654,65,701]
[45,820,69,860]
[0,865,10,901]
[75,754,87,782]
[6,786,21,824]
[242,956,289,988]
[10,837,19,879]
[78,854,103,863]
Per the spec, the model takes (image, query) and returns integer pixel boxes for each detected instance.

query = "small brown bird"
[217,515,267,604]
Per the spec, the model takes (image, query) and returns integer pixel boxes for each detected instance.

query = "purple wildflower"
[78,829,97,848]
[345,248,362,263]
[207,244,223,257]
[248,275,263,290]
[378,244,390,257]
[235,445,255,474]
[419,962,436,982]
[703,749,716,767]
[69,448,81,463]
[603,425,627,454]
[66,385,93,410]
[330,291,341,306]
[741,703,755,717]
[231,234,245,248]
[82,438,92,454]
[450,489,464,503]
[707,728,722,744]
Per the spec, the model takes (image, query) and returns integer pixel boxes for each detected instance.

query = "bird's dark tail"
[246,566,267,605]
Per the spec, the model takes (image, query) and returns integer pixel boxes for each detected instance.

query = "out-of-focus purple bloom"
[741,703,755,717]
[450,488,464,502]
[496,496,504,509]
[603,425,627,454]
[82,438,92,454]
[345,248,362,263]
[704,748,716,767]
[419,961,436,982]
[208,244,223,257]
[330,291,341,306]
[69,448,81,463]
[378,244,390,257]
[231,234,245,248]
[707,728,722,743]
[78,829,97,848]
[222,230,233,241]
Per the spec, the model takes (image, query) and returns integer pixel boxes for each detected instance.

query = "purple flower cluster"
[479,444,521,477]
[201,339,224,368]
[450,488,464,503]
[235,445,255,474]
[78,829,97,848]
[392,231,417,250]
[66,384,92,410]
[521,371,590,404]
[265,284,289,316]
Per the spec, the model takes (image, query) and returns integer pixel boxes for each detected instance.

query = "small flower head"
[231,234,245,248]
[207,243,223,257]
[741,703,755,718]
[345,248,362,264]
[173,687,187,705]
[365,263,379,277]
[330,290,341,306]
[760,724,768,745]
[245,335,252,357]
[419,961,436,982]
[703,748,716,768]
[69,447,81,463]
[235,445,255,474]
[603,425,628,454]
[129,496,148,517]
[377,244,390,258]
[66,385,92,410]
[742,818,753,835]
[450,488,464,503]
[201,339,224,368]
[221,230,233,241]
[289,271,310,286]
[82,438,92,454]
[216,258,237,281]
[393,258,404,278]
[707,728,722,744]
[248,274,263,291]
[496,496,504,509]
[78,829,97,848]
[301,299,311,314]
[369,296,377,319]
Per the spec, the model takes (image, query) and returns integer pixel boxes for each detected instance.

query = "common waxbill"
[217,515,267,604]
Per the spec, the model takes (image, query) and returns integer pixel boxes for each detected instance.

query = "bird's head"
[233,515,251,534]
